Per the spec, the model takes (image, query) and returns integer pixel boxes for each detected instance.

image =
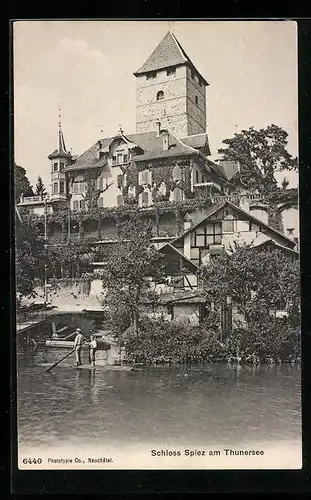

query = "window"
[97,197,103,208]
[53,182,59,195]
[60,162,65,171]
[156,90,164,101]
[139,169,152,185]
[147,71,157,79]
[141,191,149,207]
[167,68,176,76]
[172,165,182,182]
[117,195,124,206]
[73,181,85,194]
[173,187,183,203]
[97,177,103,190]
[195,95,198,105]
[192,222,222,248]
[60,181,65,194]
[222,220,234,233]
[116,153,123,165]
[53,162,58,172]
[195,170,199,184]
[112,156,116,166]
[73,200,79,211]
[80,200,86,210]
[123,153,128,164]
[249,221,260,232]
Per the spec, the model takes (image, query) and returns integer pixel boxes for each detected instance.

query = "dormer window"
[156,90,164,101]
[167,67,176,76]
[147,71,157,80]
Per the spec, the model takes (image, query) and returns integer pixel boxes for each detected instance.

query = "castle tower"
[47,111,71,202]
[134,31,208,138]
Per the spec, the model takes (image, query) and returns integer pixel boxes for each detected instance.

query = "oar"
[45,348,76,372]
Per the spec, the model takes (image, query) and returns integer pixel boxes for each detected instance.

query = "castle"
[17,31,299,324]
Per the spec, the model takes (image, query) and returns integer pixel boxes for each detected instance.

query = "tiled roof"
[66,131,200,171]
[134,31,208,86]
[181,133,211,155]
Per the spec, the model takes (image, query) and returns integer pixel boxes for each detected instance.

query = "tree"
[80,169,114,209]
[35,175,47,197]
[201,244,300,319]
[200,244,300,361]
[14,163,34,202]
[15,214,45,303]
[100,211,166,335]
[218,125,298,195]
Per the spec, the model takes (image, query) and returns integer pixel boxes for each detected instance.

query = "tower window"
[53,182,59,195]
[53,162,58,172]
[156,90,164,101]
[147,71,157,80]
[167,67,176,76]
[195,95,198,105]
[59,162,65,171]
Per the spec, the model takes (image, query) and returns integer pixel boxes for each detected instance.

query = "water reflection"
[17,347,301,450]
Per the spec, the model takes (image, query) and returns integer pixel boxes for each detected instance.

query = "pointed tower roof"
[48,119,71,160]
[134,31,208,85]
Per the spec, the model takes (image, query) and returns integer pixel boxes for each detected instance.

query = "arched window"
[156,90,164,101]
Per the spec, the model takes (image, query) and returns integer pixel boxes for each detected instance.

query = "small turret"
[47,108,71,203]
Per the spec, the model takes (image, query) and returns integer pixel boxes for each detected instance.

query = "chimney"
[155,120,161,137]
[162,131,169,151]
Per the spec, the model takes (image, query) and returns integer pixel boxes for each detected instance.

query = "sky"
[13,20,298,190]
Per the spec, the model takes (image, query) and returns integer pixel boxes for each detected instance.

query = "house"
[145,200,297,326]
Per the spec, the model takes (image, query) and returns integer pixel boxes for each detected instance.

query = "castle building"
[16,29,299,328]
[17,30,299,252]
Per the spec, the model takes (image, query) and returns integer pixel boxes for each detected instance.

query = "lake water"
[16,346,302,469]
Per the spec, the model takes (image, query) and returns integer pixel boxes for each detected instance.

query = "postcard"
[13,19,301,472]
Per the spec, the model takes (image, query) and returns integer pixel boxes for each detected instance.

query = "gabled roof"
[159,242,198,272]
[252,239,299,257]
[171,200,296,249]
[65,130,201,171]
[134,31,208,86]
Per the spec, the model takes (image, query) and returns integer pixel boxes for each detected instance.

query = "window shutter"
[141,191,148,206]
[173,165,181,182]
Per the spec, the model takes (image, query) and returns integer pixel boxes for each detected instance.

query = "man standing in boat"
[74,328,84,367]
